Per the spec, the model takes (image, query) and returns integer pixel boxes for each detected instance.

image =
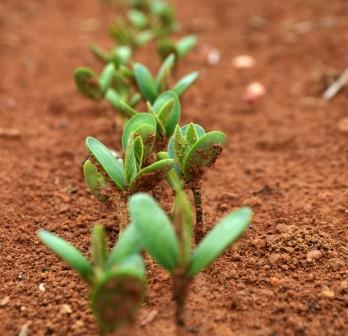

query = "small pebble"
[306,250,322,262]
[328,258,345,271]
[233,55,255,69]
[207,49,221,65]
[269,253,281,265]
[0,296,9,307]
[39,283,45,292]
[339,280,347,290]
[60,304,72,314]
[320,289,335,298]
[269,276,282,286]
[243,82,266,103]
[252,238,266,249]
[338,117,348,133]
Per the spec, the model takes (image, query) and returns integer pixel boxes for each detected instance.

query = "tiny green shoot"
[129,192,252,333]
[38,224,145,335]
[168,123,226,241]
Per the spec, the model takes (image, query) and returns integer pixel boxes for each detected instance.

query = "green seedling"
[157,35,197,62]
[38,223,145,335]
[168,123,226,241]
[83,129,174,227]
[74,63,116,101]
[133,54,199,104]
[129,192,252,334]
[90,44,132,67]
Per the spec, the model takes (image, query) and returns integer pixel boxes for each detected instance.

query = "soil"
[1,0,348,335]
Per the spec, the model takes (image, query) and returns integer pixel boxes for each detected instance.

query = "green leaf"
[172,71,199,97]
[156,39,176,61]
[122,113,156,157]
[156,53,175,90]
[185,123,198,146]
[106,224,143,268]
[187,207,253,278]
[114,46,132,65]
[125,134,139,184]
[173,125,188,172]
[133,136,144,171]
[130,159,174,192]
[74,67,103,101]
[128,9,148,29]
[129,193,179,271]
[133,63,158,103]
[92,224,107,270]
[167,123,206,175]
[172,191,193,267]
[99,63,116,92]
[153,91,180,137]
[176,35,197,58]
[135,30,155,46]
[89,43,109,62]
[38,230,92,281]
[183,131,226,179]
[86,137,126,191]
[91,258,145,333]
[83,160,107,202]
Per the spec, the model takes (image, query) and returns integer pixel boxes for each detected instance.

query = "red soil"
[0,0,347,335]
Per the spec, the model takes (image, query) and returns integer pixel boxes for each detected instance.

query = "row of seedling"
[38,0,253,335]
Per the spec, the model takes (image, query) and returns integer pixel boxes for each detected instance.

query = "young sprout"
[129,192,252,334]
[74,63,116,101]
[89,44,132,67]
[168,123,226,242]
[157,35,197,62]
[133,54,199,104]
[38,223,145,335]
[83,118,174,226]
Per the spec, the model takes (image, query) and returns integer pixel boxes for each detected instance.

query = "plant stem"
[191,184,203,244]
[173,274,190,336]
[116,193,129,231]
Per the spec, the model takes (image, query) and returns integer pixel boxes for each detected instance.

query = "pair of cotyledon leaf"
[38,223,144,332]
[168,123,226,182]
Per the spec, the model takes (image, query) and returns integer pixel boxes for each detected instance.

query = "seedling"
[133,54,199,104]
[38,223,145,335]
[89,44,132,66]
[168,123,226,241]
[83,127,174,226]
[129,192,252,334]
[157,35,197,62]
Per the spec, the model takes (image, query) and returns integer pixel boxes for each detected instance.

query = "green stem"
[173,274,190,336]
[192,184,203,244]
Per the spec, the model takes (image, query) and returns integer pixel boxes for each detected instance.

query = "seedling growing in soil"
[129,192,252,334]
[89,44,132,67]
[168,123,226,241]
[83,123,174,226]
[38,224,145,335]
[74,63,116,101]
[157,35,197,62]
[133,54,199,104]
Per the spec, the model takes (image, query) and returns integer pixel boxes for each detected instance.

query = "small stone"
[72,320,84,330]
[320,289,335,298]
[140,309,158,326]
[60,304,72,314]
[39,283,45,292]
[252,238,266,249]
[207,49,221,65]
[338,118,348,133]
[0,296,9,306]
[269,253,281,264]
[339,280,347,290]
[276,224,292,233]
[232,55,255,69]
[328,258,345,271]
[18,322,31,336]
[306,250,322,262]
[243,82,266,103]
[259,288,274,297]
[217,203,228,211]
[269,276,282,286]
[243,196,262,207]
